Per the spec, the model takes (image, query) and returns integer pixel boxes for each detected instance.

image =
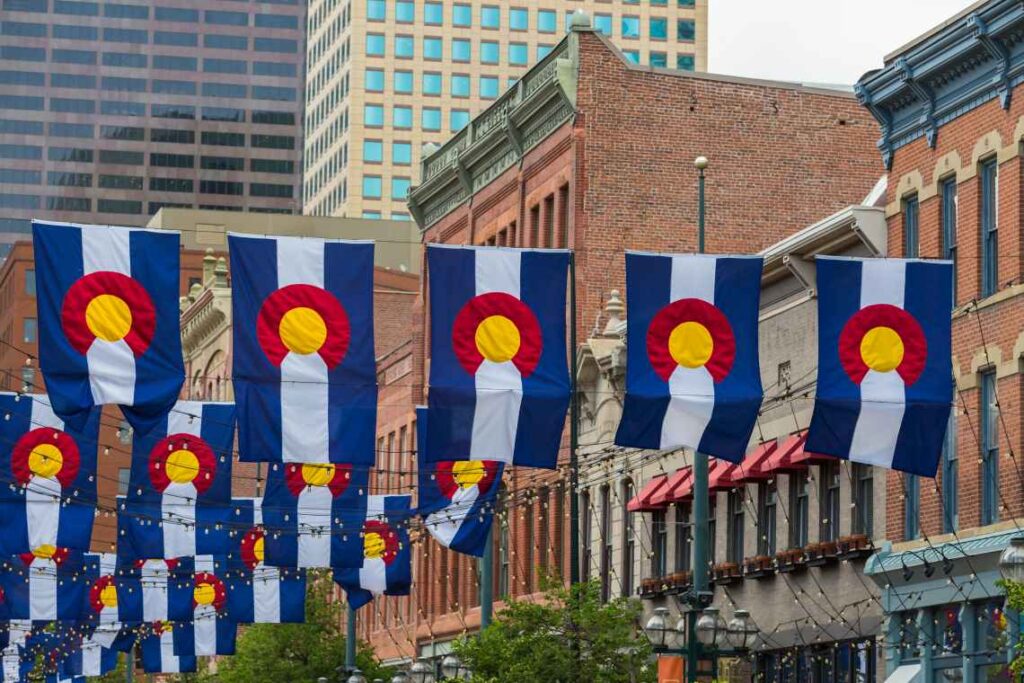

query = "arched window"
[621,479,635,597]
[599,484,611,602]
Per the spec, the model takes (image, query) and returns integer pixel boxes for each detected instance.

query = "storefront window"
[939,604,962,654]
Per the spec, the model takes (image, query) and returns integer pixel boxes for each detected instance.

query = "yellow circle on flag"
[452,461,486,489]
[100,584,118,608]
[85,294,133,342]
[475,315,520,363]
[301,463,335,487]
[253,536,265,563]
[364,531,386,560]
[279,307,328,355]
[194,582,216,605]
[165,450,199,484]
[668,321,714,368]
[28,443,63,478]
[32,545,56,559]
[860,326,904,373]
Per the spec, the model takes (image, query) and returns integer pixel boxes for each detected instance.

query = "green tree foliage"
[451,580,655,683]
[997,578,1024,676]
[166,574,394,683]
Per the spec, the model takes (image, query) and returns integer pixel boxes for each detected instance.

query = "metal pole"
[125,647,133,683]
[569,252,580,586]
[346,605,357,673]
[480,526,493,630]
[688,158,709,683]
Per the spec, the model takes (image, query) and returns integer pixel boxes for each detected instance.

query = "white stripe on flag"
[26,397,64,552]
[3,652,18,681]
[277,238,330,463]
[162,402,204,558]
[661,256,717,450]
[141,560,169,622]
[849,261,907,469]
[425,485,479,548]
[167,401,203,436]
[29,559,57,620]
[82,642,102,676]
[253,567,281,623]
[193,607,217,656]
[160,631,179,673]
[358,557,387,595]
[471,250,523,463]
[296,486,332,568]
[81,226,136,406]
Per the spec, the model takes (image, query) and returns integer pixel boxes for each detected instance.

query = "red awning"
[764,433,811,472]
[627,474,669,512]
[787,435,839,467]
[708,461,741,492]
[732,441,780,482]
[671,460,720,502]
[650,467,691,507]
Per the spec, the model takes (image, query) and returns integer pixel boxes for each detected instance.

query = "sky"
[709,0,979,85]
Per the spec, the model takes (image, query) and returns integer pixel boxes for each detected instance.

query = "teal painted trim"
[865,528,1017,575]
[881,569,1003,612]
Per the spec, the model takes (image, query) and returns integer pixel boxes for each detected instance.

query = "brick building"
[376,15,883,669]
[857,1,1024,680]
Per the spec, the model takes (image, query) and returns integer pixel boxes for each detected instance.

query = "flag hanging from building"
[261,462,368,568]
[416,408,503,557]
[333,494,412,609]
[225,498,306,623]
[31,221,185,433]
[117,401,235,561]
[807,257,953,476]
[139,622,195,675]
[0,393,100,556]
[615,253,764,462]
[0,550,91,621]
[426,245,570,469]
[166,556,236,657]
[229,234,377,464]
[55,633,118,679]
[115,558,179,624]
[80,553,141,628]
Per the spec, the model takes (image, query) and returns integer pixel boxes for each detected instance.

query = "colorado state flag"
[167,556,236,657]
[416,408,503,557]
[807,257,953,476]
[118,401,235,560]
[427,245,570,469]
[616,253,764,462]
[225,498,306,623]
[261,462,367,568]
[80,553,141,627]
[0,393,99,556]
[230,234,377,464]
[0,550,90,621]
[32,221,184,433]
[333,495,412,609]
[139,622,195,674]
[115,557,179,624]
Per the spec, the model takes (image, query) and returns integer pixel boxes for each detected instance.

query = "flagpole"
[569,251,580,587]
[125,647,133,683]
[480,527,493,629]
[346,605,357,672]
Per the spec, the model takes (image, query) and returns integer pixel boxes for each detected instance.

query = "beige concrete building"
[302,0,708,220]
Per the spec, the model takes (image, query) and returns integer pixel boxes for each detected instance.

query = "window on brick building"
[942,412,958,533]
[852,464,873,537]
[543,194,555,248]
[727,490,744,564]
[902,194,918,257]
[524,496,534,593]
[941,176,958,304]
[622,479,635,597]
[497,486,509,598]
[22,318,36,343]
[538,486,550,573]
[789,471,808,548]
[819,461,841,542]
[675,503,691,572]
[981,369,999,525]
[599,485,611,601]
[450,553,460,611]
[757,481,776,556]
[904,474,919,540]
[559,185,570,247]
[651,509,667,577]
[581,488,592,582]
[980,158,998,297]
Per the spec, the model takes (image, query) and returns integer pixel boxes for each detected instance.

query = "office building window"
[678,19,696,40]
[203,58,245,74]
[904,475,919,540]
[0,145,41,160]
[149,177,193,193]
[250,159,293,174]
[395,35,414,58]
[254,37,295,53]
[364,104,384,127]
[757,481,776,556]
[509,42,528,65]
[453,38,471,62]
[393,106,412,128]
[24,270,35,297]
[150,153,193,168]
[424,1,442,24]
[393,142,411,165]
[622,16,640,38]
[200,156,243,171]
[156,30,197,47]
[981,158,998,297]
[365,69,384,92]
[391,177,410,200]
[362,175,382,199]
[152,104,194,119]
[450,109,470,131]
[423,71,442,95]
[50,98,94,114]
[53,24,97,40]
[819,461,840,542]
[366,33,385,56]
[648,51,667,68]
[155,6,197,21]
[97,199,142,214]
[852,464,873,537]
[674,503,691,572]
[942,413,958,533]
[422,107,441,131]
[482,5,500,28]
[480,76,499,99]
[539,9,557,33]
[103,27,148,43]
[481,41,499,64]
[201,131,245,146]
[537,44,553,60]
[510,7,527,30]
[199,180,242,195]
[205,10,247,25]
[453,3,471,26]
[23,318,37,343]
[677,54,695,71]
[623,50,640,63]
[52,48,96,64]
[621,479,634,597]
[46,171,89,187]
[789,471,809,548]
[941,177,958,303]
[250,183,292,198]
[650,16,668,40]
[253,61,294,77]
[363,140,383,163]
[1,21,47,37]
[0,169,39,184]
[103,52,146,68]
[99,174,142,190]
[424,36,442,60]
[727,490,744,564]
[981,370,999,525]
[395,0,413,22]
[251,134,294,150]
[53,73,93,88]
[452,74,470,97]
[367,0,385,20]
[594,14,612,34]
[651,510,667,577]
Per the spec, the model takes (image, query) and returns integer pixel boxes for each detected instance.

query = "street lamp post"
[645,606,756,678]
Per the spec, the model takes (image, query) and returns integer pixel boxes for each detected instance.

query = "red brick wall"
[885,93,1024,541]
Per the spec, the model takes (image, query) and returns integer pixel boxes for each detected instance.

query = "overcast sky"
[709,0,978,85]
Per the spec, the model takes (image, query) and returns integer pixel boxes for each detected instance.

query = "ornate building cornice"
[856,0,1024,168]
